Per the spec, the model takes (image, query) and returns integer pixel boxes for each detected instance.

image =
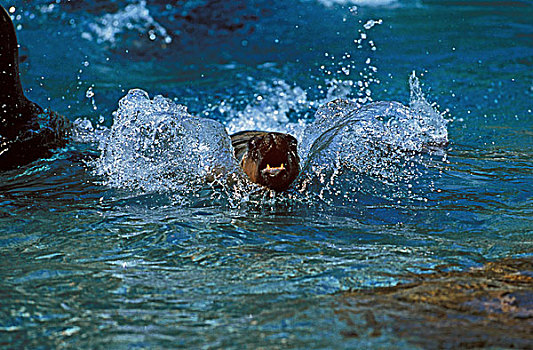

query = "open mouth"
[259,149,287,177]
[261,163,285,176]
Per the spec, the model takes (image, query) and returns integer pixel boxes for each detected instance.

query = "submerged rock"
[335,257,532,348]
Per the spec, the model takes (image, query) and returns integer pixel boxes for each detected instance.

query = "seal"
[230,131,300,192]
[0,5,69,171]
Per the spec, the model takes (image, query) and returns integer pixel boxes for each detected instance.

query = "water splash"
[91,89,240,193]
[296,73,449,203]
[311,0,399,8]
[408,72,449,149]
[223,79,311,139]
[318,17,382,107]
[81,0,172,45]
[84,73,447,208]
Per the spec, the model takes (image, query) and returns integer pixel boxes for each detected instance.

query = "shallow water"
[1,0,532,348]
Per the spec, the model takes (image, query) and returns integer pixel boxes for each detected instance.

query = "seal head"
[231,131,300,192]
[0,5,69,170]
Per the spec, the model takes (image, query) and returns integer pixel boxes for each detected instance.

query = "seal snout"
[258,135,290,175]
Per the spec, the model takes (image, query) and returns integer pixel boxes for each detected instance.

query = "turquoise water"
[1,0,532,348]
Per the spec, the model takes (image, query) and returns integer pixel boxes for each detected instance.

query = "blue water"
[1,0,532,348]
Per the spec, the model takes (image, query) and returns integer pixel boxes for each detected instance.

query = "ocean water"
[1,0,532,348]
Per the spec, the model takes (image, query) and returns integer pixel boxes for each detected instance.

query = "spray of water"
[88,89,241,194]
[81,0,172,45]
[78,72,447,208]
[295,73,448,204]
[70,7,448,206]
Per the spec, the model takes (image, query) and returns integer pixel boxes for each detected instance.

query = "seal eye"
[248,136,261,149]
[283,135,298,153]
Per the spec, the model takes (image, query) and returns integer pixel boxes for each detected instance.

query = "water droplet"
[86,87,95,99]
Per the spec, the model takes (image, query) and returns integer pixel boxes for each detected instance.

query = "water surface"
[1,0,532,348]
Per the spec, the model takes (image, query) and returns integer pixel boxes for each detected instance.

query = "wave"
[309,0,400,8]
[81,0,172,45]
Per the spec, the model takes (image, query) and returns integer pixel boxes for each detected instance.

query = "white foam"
[83,0,172,45]
[311,0,399,8]
[92,89,239,193]
[222,79,312,141]
[296,73,448,203]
